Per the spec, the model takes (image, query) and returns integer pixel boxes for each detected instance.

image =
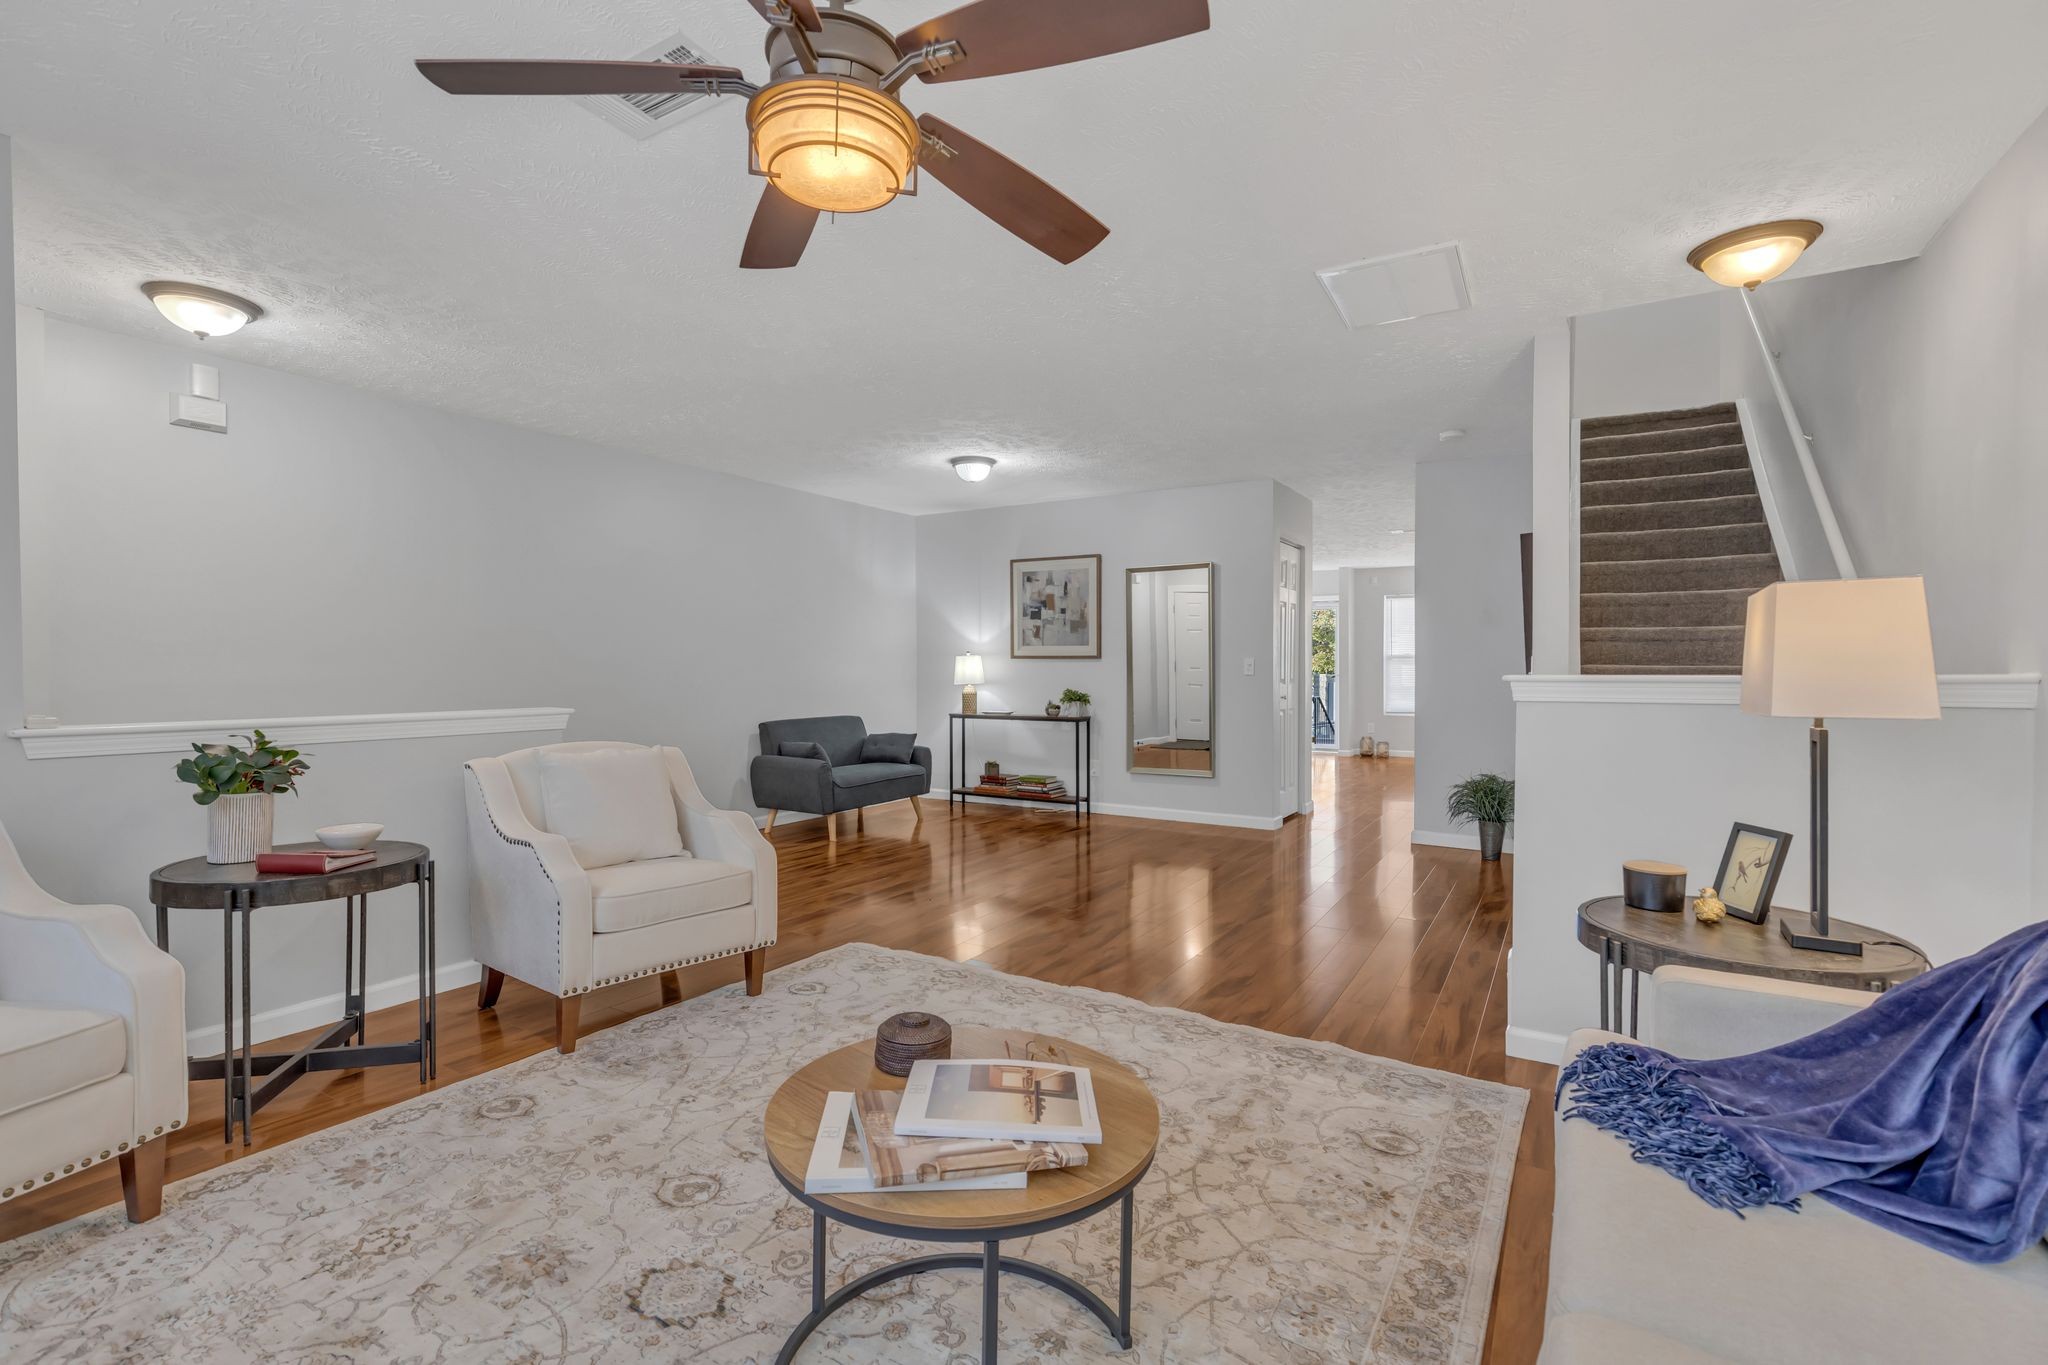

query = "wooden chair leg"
[556,995,582,1054]
[908,795,924,826]
[744,947,765,996]
[660,970,683,1006]
[856,807,865,833]
[119,1135,167,1223]
[825,813,837,845]
[477,966,506,1009]
[764,810,779,831]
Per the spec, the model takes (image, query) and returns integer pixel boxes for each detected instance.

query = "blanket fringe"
[1557,1043,1798,1216]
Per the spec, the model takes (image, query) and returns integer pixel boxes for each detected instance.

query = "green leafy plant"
[1060,688,1092,705]
[1310,606,1337,676]
[174,730,310,805]
[1446,773,1514,827]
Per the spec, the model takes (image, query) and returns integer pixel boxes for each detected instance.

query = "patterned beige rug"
[0,944,1525,1363]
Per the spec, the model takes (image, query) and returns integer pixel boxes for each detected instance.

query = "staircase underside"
[1579,402,1781,675]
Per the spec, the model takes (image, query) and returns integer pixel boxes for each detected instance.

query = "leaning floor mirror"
[1126,563,1215,776]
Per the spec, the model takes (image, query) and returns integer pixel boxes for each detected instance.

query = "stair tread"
[1582,468,1758,506]
[1580,424,1745,457]
[1581,402,1737,436]
[1583,664,1742,675]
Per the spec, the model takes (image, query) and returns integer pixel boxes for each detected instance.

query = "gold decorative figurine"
[1693,886,1726,924]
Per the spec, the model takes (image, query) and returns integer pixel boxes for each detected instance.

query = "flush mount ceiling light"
[1686,219,1823,290]
[141,281,263,339]
[415,0,1211,269]
[950,455,998,482]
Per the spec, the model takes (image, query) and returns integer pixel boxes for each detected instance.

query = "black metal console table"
[150,841,437,1145]
[947,712,1092,824]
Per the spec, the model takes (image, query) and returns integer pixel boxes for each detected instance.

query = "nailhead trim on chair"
[466,763,567,986]
[565,938,779,994]
[0,1118,183,1205]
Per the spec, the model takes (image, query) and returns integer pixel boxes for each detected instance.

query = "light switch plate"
[1242,657,1255,676]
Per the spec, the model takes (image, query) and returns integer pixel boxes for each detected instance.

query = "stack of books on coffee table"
[804,1058,1102,1194]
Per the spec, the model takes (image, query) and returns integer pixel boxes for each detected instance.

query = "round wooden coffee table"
[763,1027,1159,1365]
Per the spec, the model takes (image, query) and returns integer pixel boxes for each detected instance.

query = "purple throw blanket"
[1558,919,2048,1263]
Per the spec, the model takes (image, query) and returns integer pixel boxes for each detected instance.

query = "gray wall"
[5,300,917,1040]
[1413,454,1531,843]
[915,480,1302,827]
[1339,566,1415,755]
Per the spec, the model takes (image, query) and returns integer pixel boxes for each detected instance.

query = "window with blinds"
[1384,595,1416,716]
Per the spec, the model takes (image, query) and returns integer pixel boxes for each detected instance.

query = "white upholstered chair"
[463,741,777,1054]
[0,818,188,1221]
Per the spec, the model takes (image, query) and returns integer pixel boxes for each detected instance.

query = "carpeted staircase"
[1580,402,1782,674]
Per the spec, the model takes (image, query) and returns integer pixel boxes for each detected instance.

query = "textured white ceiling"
[4,2,2045,566]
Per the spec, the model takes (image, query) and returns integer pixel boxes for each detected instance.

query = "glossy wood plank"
[0,756,1552,1365]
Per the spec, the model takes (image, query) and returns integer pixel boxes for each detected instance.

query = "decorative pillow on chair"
[536,747,687,870]
[778,741,831,762]
[860,732,918,765]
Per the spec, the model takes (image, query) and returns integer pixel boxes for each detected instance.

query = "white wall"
[1338,566,1415,755]
[1508,683,2038,1058]
[6,306,917,1040]
[915,479,1303,828]
[1413,454,1531,845]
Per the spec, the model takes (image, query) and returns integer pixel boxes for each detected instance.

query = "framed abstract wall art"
[1011,555,1101,659]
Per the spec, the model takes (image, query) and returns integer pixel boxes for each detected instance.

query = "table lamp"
[953,653,984,715]
[1740,578,1939,954]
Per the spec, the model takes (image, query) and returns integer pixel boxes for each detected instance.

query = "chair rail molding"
[9,706,575,759]
[1507,674,2040,709]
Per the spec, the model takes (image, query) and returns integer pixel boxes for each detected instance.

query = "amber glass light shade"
[747,78,919,214]
[1686,220,1824,290]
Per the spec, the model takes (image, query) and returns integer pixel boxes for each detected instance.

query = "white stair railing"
[1738,289,1857,579]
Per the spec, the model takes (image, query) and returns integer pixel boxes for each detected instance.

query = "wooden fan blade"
[897,0,1208,82]
[744,0,824,33]
[416,59,745,95]
[741,184,820,269]
[917,115,1107,264]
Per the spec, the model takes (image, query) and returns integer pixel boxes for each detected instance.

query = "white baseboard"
[186,958,482,1053]
[1090,801,1286,830]
[1411,827,1516,854]
[1507,1025,1568,1064]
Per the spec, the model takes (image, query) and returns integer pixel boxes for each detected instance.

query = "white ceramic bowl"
[315,822,384,851]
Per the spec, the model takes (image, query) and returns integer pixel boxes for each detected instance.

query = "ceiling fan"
[415,0,1209,268]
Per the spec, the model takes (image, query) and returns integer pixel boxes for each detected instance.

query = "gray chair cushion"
[778,741,829,761]
[860,732,917,764]
[759,716,868,769]
[832,762,926,789]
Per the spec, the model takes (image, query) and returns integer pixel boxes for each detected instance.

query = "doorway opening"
[1311,594,1338,749]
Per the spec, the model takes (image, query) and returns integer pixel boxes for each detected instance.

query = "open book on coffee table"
[892,1057,1103,1144]
[849,1089,1088,1189]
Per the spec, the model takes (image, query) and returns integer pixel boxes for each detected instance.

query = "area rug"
[0,944,1525,1364]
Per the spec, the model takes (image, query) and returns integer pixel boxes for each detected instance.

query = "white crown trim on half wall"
[1506,673,2041,709]
[8,707,576,759]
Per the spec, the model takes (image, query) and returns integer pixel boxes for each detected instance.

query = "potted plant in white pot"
[1059,688,1092,718]
[175,730,311,864]
[1447,773,1514,862]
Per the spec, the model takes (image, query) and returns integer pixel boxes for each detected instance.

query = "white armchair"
[464,741,777,1054]
[0,818,187,1221]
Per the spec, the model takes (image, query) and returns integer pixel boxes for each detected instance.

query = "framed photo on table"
[1713,823,1793,924]
[1011,554,1101,658]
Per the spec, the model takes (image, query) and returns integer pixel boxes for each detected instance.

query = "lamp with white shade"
[953,653,984,715]
[1740,577,1940,954]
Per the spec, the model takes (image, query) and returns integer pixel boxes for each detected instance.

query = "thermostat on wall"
[170,363,228,433]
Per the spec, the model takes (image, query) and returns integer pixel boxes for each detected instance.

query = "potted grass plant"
[175,730,311,864]
[1059,688,1092,718]
[1447,773,1514,861]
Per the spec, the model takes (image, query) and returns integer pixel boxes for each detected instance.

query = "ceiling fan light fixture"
[1686,219,1823,290]
[141,281,263,339]
[950,455,997,482]
[747,78,919,214]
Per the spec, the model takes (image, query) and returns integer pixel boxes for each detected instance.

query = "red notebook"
[254,849,378,875]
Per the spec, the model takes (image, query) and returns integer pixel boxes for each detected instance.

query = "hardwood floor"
[0,755,1554,1365]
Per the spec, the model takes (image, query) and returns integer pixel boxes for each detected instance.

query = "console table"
[151,841,437,1145]
[1576,894,1929,1037]
[947,712,1092,824]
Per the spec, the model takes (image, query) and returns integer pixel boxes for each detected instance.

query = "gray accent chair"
[751,716,932,843]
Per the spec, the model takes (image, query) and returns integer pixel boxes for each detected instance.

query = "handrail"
[1739,289,1856,578]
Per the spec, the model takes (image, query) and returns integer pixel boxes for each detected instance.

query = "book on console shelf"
[804,1092,1029,1194]
[893,1057,1102,1145]
[849,1089,1088,1189]
[253,849,379,875]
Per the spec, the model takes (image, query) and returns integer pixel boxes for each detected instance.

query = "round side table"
[1576,894,1929,1036]
[150,841,437,1145]
[762,1026,1159,1365]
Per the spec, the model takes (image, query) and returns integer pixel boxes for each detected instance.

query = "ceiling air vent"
[576,31,728,139]
[1316,243,1472,329]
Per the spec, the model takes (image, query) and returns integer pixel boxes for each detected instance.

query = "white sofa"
[1543,966,2048,1363]
[463,741,777,1054]
[0,819,187,1221]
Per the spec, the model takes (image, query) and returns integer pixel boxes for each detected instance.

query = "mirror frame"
[1125,562,1216,777]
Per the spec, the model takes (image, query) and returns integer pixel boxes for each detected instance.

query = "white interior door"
[1276,542,1303,814]
[1170,587,1209,741]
